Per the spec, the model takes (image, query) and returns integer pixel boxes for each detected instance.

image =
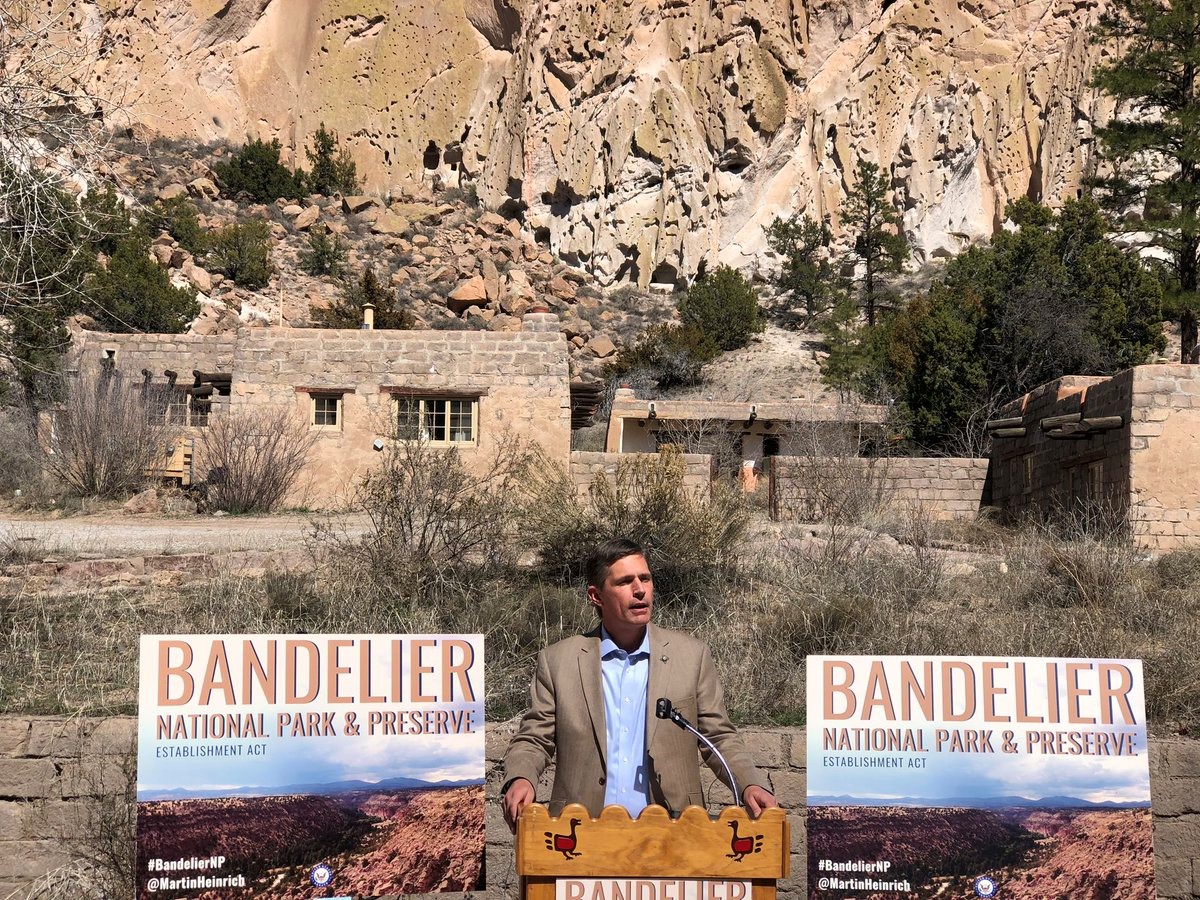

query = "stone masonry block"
[25,720,86,759]
[769,769,806,809]
[1153,813,1200,860]
[82,718,135,756]
[0,721,29,757]
[0,800,22,840]
[740,730,786,768]
[1153,857,1194,899]
[0,840,71,879]
[0,759,57,799]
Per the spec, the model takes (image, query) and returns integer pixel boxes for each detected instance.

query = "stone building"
[69,313,571,508]
[987,364,1200,550]
[605,388,890,475]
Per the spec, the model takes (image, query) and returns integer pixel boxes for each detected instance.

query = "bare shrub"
[0,409,42,494]
[198,407,317,513]
[42,368,171,498]
[524,445,749,604]
[315,435,534,603]
[652,417,743,480]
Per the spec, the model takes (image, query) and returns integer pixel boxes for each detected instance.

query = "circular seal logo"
[310,863,334,887]
[973,875,998,898]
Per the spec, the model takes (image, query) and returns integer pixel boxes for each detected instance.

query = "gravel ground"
[0,513,368,559]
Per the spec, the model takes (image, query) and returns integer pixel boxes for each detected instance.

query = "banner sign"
[806,655,1154,899]
[136,634,485,899]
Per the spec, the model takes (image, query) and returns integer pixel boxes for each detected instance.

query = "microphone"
[656,697,741,810]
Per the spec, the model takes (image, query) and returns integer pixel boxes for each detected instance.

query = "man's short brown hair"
[584,538,646,590]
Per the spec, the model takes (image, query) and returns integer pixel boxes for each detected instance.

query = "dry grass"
[2,514,1196,732]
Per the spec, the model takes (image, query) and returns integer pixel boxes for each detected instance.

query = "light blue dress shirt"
[599,626,651,815]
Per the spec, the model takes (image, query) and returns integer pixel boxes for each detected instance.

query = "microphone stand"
[656,698,741,810]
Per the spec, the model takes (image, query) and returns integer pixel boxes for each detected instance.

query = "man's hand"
[742,784,778,817]
[503,778,536,832]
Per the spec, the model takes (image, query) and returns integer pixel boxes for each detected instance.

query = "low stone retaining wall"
[569,451,713,498]
[771,456,989,521]
[2,717,1196,898]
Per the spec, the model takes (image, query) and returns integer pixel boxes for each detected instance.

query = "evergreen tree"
[0,162,92,407]
[305,123,360,196]
[677,266,762,351]
[764,214,847,324]
[207,220,273,290]
[299,225,347,277]
[1090,0,1200,361]
[312,268,413,329]
[822,199,1164,453]
[841,159,907,326]
[212,138,306,203]
[84,227,199,333]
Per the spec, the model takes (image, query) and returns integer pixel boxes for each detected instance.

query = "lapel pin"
[660,655,668,663]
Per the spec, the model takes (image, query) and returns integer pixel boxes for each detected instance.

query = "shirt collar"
[599,625,650,659]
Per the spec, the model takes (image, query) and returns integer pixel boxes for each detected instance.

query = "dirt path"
[0,513,367,559]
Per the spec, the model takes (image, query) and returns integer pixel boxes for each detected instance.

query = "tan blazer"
[503,623,765,816]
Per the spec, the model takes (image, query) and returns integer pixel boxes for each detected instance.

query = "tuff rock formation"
[73,0,1111,285]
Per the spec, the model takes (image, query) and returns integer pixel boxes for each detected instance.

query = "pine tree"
[305,123,360,196]
[764,214,847,324]
[841,159,907,326]
[1090,0,1200,361]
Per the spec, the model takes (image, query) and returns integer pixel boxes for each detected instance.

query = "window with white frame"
[395,396,477,444]
[312,393,343,429]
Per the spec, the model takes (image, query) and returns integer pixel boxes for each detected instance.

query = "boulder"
[151,244,174,266]
[447,275,488,314]
[588,335,617,358]
[342,195,378,214]
[185,263,213,293]
[481,257,501,303]
[157,183,187,201]
[281,204,304,217]
[547,275,578,301]
[169,248,192,269]
[293,205,320,230]
[371,211,411,236]
[478,211,508,232]
[187,177,219,200]
[122,488,159,515]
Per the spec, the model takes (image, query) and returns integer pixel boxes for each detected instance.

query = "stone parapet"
[2,717,1195,899]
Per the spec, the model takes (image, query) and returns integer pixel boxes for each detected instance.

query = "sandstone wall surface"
[0,717,1196,899]
[771,456,988,521]
[71,0,1110,284]
[569,451,713,498]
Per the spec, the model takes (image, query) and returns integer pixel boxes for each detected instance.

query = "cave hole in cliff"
[650,261,682,290]
[534,226,551,244]
[881,0,895,10]
[616,249,640,284]
[423,140,441,170]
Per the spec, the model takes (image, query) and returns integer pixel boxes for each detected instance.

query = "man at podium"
[502,538,777,826]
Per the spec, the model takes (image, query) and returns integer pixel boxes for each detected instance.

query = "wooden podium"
[517,804,789,900]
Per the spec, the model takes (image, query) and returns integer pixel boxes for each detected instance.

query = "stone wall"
[988,365,1200,551]
[4,717,1195,899]
[1126,367,1200,550]
[770,457,988,521]
[70,332,238,381]
[569,451,713,498]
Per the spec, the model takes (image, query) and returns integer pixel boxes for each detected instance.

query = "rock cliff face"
[83,0,1110,285]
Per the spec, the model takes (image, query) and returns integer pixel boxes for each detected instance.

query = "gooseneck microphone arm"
[656,698,741,809]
